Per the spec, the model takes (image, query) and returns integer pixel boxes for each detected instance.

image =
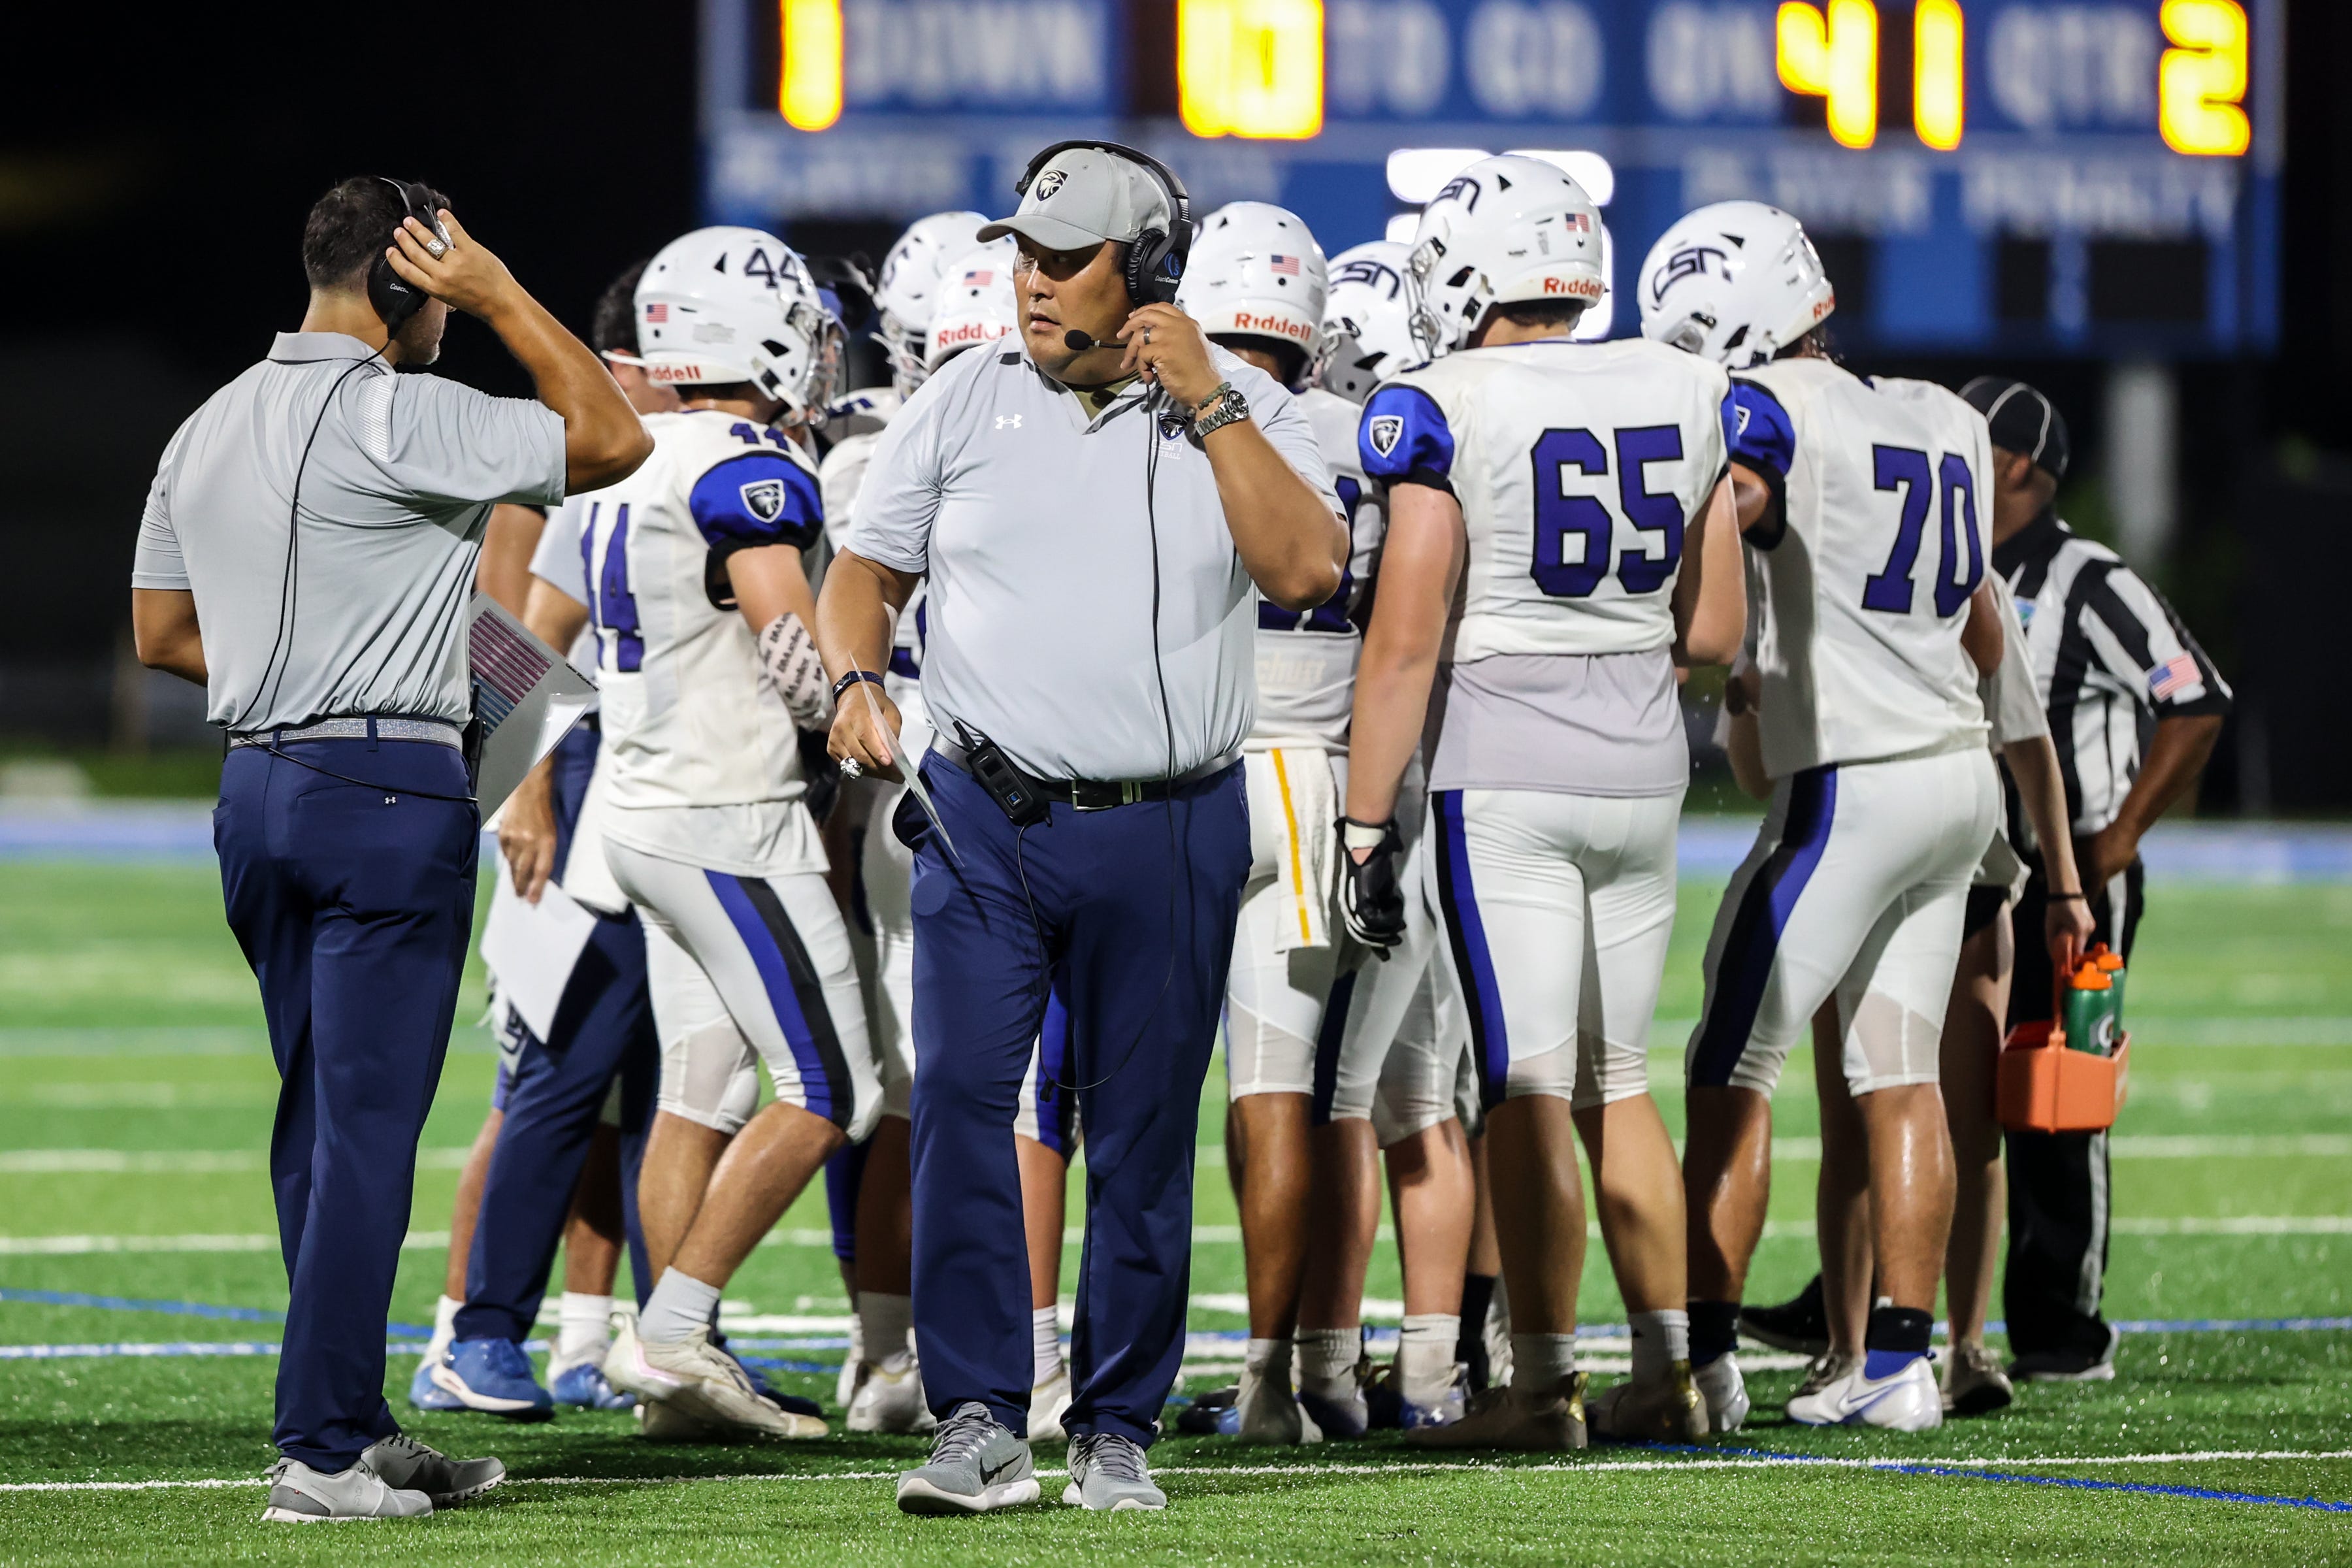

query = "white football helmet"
[1312,240,1419,405]
[875,210,990,395]
[1637,201,1835,368]
[1176,202,1330,386]
[1405,155,1606,358]
[636,227,838,421]
[925,240,1019,370]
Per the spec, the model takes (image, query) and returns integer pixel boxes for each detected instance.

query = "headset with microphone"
[1011,139,1192,350]
[365,178,453,335]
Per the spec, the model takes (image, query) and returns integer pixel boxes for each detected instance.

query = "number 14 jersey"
[1727,358,1991,779]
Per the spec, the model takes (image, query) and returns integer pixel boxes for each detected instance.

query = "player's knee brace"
[658,1019,761,1135]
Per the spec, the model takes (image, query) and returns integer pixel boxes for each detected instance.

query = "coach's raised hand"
[387,209,520,322]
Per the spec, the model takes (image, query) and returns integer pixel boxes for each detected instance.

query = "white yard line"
[0,1150,473,1175]
[5,1448,2347,1495]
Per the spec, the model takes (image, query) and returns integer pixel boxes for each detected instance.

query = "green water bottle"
[2092,944,2127,1023]
[2063,963,2121,1056]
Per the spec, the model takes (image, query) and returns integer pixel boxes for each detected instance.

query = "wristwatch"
[1193,381,1249,438]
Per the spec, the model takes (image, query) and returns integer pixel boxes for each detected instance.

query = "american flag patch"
[2148,652,2202,702]
[1565,212,1592,233]
[470,613,553,736]
[645,302,669,322]
[964,269,993,286]
[1269,254,1300,276]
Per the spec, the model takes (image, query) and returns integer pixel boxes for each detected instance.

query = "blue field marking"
[1643,1443,2351,1512]
[733,1355,836,1375]
[0,1341,282,1360]
[0,1287,433,1338]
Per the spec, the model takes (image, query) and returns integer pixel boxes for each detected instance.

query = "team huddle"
[416,153,2108,1494]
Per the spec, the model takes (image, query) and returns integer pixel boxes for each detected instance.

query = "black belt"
[932,737,1229,813]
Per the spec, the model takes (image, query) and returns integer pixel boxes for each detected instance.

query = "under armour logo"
[995,414,1022,430]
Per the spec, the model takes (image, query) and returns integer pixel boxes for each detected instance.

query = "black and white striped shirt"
[1996,510,2230,843]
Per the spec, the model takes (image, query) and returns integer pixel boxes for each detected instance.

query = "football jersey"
[1249,386,1384,751]
[1360,339,1730,662]
[1727,358,1992,777]
[580,408,825,872]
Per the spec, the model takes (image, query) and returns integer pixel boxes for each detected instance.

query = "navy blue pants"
[908,755,1248,1445]
[456,726,658,1341]
[215,736,478,1471]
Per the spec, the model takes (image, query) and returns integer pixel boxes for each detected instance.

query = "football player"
[1641,200,2005,1435]
[578,227,883,1440]
[1347,159,1746,1450]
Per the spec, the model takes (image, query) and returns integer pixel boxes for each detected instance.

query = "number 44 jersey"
[578,408,825,849]
[1727,358,1993,780]
[1360,338,1729,662]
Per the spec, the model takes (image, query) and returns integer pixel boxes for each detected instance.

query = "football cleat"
[1791,1349,1862,1403]
[1400,1362,1470,1431]
[636,1397,723,1442]
[896,1401,1041,1514]
[1740,1275,1831,1358]
[1407,1377,1586,1450]
[550,1358,636,1411]
[407,1355,465,1413]
[846,1353,936,1435]
[2009,1324,2120,1384]
[1235,1362,1324,1445]
[1299,1366,1370,1441]
[1175,1383,1241,1436]
[1786,1352,1943,1432]
[1028,1363,1073,1444]
[1586,1362,1708,1444]
[261,1457,431,1523]
[1942,1343,2016,1415]
[1693,1353,1751,1434]
[1062,1431,1166,1512]
[604,1318,826,1439]
[431,1338,553,1420]
[836,1315,865,1411]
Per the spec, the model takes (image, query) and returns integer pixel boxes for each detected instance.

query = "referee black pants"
[2003,855,2145,1361]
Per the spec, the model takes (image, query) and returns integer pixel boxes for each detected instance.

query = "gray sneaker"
[896,1401,1041,1514]
[357,1432,506,1506]
[1062,1431,1167,1511]
[260,1458,432,1523]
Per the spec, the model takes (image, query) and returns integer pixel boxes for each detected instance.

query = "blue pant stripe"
[1309,969,1357,1126]
[705,872,849,1128]
[1690,766,1840,1088]
[1431,791,1510,1111]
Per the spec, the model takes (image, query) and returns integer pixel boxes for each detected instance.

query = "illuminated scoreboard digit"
[701,0,2279,357]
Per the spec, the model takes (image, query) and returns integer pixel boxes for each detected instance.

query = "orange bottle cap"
[2072,964,2112,990]
[2095,951,2123,972]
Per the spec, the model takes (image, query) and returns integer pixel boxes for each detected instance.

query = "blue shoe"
[1175,1384,1239,1436]
[551,1358,636,1411]
[408,1354,465,1412]
[432,1337,555,1420]
[1401,1364,1469,1430]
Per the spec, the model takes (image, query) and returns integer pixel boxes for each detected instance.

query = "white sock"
[1245,1337,1294,1386]
[1511,1332,1578,1397]
[858,1291,915,1368]
[557,1292,614,1367]
[1398,1314,1460,1407]
[1629,1309,1690,1386]
[427,1293,461,1360]
[1033,1306,1063,1386]
[639,1268,723,1347]
[1299,1326,1358,1391]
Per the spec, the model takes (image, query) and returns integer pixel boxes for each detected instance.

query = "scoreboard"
[698,0,2279,357]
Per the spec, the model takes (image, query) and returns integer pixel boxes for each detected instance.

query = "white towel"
[1249,745,1336,953]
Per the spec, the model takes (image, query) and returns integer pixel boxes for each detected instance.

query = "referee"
[1962,377,2230,1384]
[818,142,1345,1514]
[130,177,649,1520]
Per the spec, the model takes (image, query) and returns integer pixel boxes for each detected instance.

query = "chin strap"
[758,613,832,730]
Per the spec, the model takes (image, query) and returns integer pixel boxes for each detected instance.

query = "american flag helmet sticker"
[645,302,669,322]
[1269,254,1301,276]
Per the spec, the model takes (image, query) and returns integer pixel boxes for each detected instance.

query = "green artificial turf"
[0,860,2347,1563]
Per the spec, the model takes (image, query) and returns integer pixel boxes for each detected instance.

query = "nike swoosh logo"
[981,1457,1017,1482]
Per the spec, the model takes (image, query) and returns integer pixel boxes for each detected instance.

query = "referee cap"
[1961,376,2070,482]
[979,146,1175,253]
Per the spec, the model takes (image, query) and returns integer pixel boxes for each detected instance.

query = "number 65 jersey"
[1360,338,1729,661]
[1727,359,1992,779]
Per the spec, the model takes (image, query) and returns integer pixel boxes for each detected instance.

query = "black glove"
[1339,817,1406,955]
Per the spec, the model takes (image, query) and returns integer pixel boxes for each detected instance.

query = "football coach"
[817,142,1345,1514]
[129,176,649,1520]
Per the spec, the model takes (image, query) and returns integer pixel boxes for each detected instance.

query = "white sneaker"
[604,1317,826,1438]
[260,1458,432,1522]
[847,1352,936,1434]
[1236,1361,1324,1445]
[1792,1350,1862,1403]
[836,1314,864,1411]
[1942,1343,2016,1415]
[1693,1354,1750,1434]
[1787,1353,1943,1432]
[1028,1363,1073,1444]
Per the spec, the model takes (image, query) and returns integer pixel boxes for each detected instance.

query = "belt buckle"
[1071,779,1137,812]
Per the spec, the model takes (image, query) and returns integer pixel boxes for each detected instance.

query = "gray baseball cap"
[979,146,1175,253]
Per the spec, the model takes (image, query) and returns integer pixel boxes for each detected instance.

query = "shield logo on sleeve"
[740,478,787,523]
[1367,414,1404,459]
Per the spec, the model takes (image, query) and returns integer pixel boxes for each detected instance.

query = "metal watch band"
[1193,381,1249,438]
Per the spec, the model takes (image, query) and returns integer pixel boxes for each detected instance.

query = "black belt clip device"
[957,724,1050,828]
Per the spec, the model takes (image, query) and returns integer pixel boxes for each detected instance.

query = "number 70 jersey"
[1359,338,1730,660]
[1727,357,1992,778]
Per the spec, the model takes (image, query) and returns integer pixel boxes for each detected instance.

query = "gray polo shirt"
[846,342,1337,781]
[132,331,567,732]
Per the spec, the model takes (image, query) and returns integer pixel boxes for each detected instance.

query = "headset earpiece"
[365,178,449,334]
[1013,141,1190,308]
